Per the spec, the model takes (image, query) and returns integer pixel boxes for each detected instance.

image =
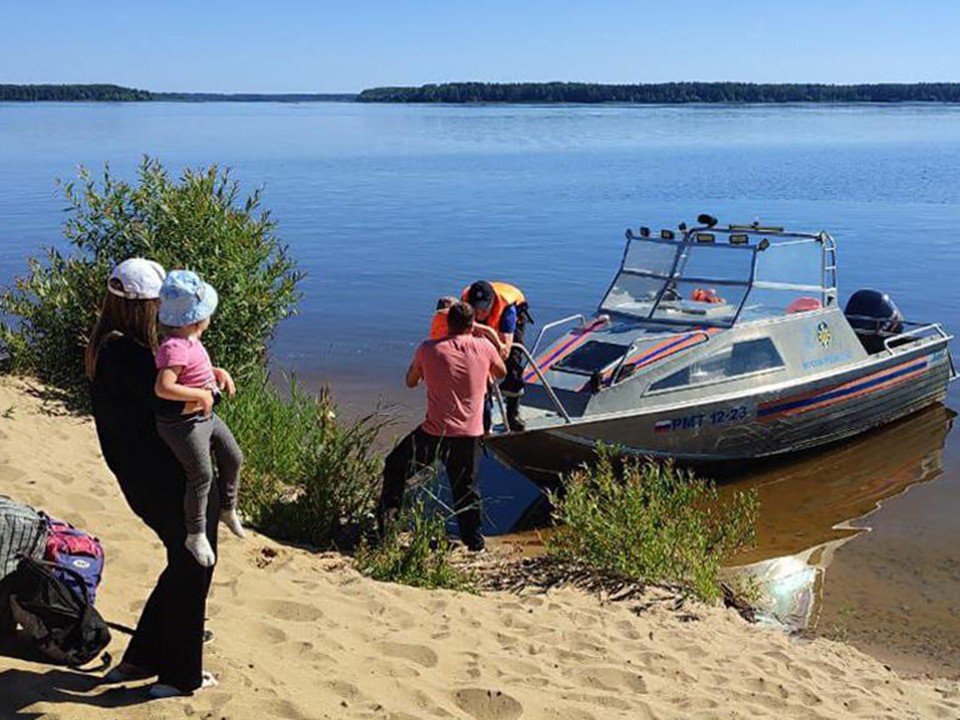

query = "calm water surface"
[1,102,958,674]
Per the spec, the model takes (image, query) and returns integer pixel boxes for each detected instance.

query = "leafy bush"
[545,447,758,602]
[219,368,388,549]
[0,157,302,406]
[355,490,477,592]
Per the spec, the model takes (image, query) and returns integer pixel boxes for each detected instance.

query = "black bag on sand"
[0,555,111,668]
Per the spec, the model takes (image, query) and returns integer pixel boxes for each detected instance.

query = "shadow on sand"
[0,632,154,718]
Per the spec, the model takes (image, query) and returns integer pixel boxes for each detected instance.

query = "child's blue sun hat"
[158,270,219,327]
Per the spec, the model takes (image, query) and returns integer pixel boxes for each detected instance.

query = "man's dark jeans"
[378,427,484,550]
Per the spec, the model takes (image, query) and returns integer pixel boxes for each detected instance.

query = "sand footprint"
[453,688,523,720]
[545,707,597,720]
[377,641,438,669]
[573,665,648,694]
[257,598,324,622]
[65,492,105,512]
[49,471,74,486]
[253,621,287,645]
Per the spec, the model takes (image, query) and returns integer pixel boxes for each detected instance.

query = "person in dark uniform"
[463,280,531,432]
[86,258,227,697]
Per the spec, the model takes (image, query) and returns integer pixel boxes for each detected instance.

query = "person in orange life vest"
[378,301,506,552]
[429,296,458,340]
[463,280,531,432]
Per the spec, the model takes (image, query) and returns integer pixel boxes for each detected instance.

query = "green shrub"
[220,367,387,549]
[0,157,302,406]
[355,490,477,592]
[545,447,758,602]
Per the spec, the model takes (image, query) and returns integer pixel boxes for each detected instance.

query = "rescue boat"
[486,215,957,484]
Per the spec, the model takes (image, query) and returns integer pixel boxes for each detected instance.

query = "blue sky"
[3,1,959,92]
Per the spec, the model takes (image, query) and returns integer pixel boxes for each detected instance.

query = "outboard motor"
[844,289,904,354]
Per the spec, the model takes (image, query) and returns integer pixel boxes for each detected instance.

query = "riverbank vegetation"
[0,157,302,406]
[0,84,354,102]
[355,492,477,592]
[0,84,154,101]
[545,448,758,602]
[358,81,960,104]
[220,369,387,548]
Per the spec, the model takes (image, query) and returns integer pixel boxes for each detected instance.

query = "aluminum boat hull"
[488,342,953,484]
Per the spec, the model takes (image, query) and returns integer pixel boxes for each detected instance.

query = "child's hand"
[213,367,236,398]
[199,390,215,417]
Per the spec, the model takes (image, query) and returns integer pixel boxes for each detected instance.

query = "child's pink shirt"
[155,337,216,388]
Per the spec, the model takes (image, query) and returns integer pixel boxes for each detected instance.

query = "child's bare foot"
[220,508,246,538]
[185,532,216,567]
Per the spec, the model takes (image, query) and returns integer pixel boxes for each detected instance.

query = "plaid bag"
[0,496,47,580]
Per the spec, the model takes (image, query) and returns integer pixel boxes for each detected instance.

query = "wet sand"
[721,405,960,678]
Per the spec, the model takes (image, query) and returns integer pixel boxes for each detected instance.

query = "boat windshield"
[600,232,834,327]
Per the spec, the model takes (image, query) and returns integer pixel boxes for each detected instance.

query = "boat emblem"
[816,321,832,348]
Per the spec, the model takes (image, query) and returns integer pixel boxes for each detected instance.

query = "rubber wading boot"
[506,397,526,432]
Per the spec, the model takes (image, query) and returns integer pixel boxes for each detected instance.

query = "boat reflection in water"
[724,404,955,631]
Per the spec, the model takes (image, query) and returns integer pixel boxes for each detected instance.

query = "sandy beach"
[1,376,958,720]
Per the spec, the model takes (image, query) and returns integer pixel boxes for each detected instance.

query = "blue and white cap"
[158,269,219,327]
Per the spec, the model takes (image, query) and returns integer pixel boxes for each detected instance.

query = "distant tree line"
[357,82,960,104]
[152,92,357,102]
[7,82,960,105]
[0,84,153,101]
[0,84,356,102]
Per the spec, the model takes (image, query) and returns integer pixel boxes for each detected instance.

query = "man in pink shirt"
[378,302,506,551]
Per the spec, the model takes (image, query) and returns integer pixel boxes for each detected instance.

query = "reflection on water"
[498,404,955,640]
[722,405,955,631]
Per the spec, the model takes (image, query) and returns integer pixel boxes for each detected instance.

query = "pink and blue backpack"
[41,515,105,606]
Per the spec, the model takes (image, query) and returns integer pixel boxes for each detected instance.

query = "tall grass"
[545,447,758,602]
[355,489,476,592]
[219,367,387,549]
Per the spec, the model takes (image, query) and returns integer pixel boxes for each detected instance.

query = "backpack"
[0,555,111,667]
[42,515,105,606]
[0,495,47,580]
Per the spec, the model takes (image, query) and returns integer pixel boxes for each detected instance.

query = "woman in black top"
[86,258,219,696]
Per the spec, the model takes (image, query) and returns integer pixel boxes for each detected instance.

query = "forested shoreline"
[357,82,960,104]
[0,84,355,102]
[0,84,154,101]
[4,82,960,104]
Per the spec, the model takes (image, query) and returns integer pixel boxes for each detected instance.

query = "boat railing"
[490,343,573,434]
[882,321,952,353]
[529,314,589,356]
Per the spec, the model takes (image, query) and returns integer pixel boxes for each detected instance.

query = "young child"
[154,269,245,568]
[430,296,458,339]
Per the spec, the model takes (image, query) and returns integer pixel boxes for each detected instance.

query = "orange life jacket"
[461,281,526,334]
[429,309,448,339]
